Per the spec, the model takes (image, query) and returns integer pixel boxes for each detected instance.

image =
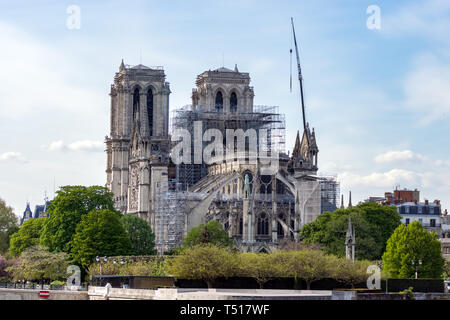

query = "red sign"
[39,290,50,298]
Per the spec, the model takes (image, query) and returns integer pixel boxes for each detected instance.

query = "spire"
[119,59,125,71]
[292,130,301,159]
[341,194,345,209]
[348,191,352,207]
[346,216,353,244]
[345,215,355,261]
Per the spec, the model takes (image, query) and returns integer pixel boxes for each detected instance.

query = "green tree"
[120,214,156,255]
[300,203,401,260]
[273,249,334,290]
[333,258,372,289]
[238,252,282,289]
[0,198,19,254]
[182,220,233,249]
[382,221,445,278]
[9,217,46,257]
[0,255,8,279]
[168,245,238,288]
[70,209,132,267]
[6,245,70,283]
[40,186,116,253]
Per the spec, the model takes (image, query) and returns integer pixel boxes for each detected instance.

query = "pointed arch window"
[230,92,237,112]
[147,88,153,136]
[133,88,140,121]
[215,91,223,111]
[257,212,269,235]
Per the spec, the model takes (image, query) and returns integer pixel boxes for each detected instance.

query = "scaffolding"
[317,175,340,213]
[170,104,286,190]
[154,180,187,254]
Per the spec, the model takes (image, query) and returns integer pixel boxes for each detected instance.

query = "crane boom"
[291,17,309,141]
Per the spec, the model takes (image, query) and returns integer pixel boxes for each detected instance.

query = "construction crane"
[290,17,309,144]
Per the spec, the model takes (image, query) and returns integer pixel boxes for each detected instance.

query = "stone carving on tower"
[105,60,171,228]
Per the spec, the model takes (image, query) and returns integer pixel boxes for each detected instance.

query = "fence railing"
[0,282,88,291]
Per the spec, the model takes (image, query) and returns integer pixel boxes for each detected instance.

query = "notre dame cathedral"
[105,61,338,254]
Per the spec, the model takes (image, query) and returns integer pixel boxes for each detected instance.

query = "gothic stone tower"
[105,61,170,229]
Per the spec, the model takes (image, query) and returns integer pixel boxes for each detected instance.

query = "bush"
[272,249,335,290]
[87,258,170,277]
[334,258,373,289]
[168,245,238,288]
[238,252,283,289]
[6,245,70,283]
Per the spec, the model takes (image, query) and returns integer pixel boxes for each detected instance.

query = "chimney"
[413,200,417,205]
[434,199,440,205]
[425,199,429,205]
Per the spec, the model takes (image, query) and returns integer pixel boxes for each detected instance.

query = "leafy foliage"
[300,202,401,260]
[9,217,46,257]
[238,252,282,288]
[40,186,117,253]
[120,214,156,255]
[0,198,19,254]
[0,255,8,278]
[6,245,70,282]
[182,220,233,249]
[87,258,169,277]
[333,258,372,288]
[382,221,445,278]
[272,249,335,290]
[168,245,238,288]
[70,209,132,267]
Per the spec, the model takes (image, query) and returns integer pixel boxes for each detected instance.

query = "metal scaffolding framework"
[317,175,340,213]
[170,104,286,190]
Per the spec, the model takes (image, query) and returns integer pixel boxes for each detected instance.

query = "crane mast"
[291,17,309,143]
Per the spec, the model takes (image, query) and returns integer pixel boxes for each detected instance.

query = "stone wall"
[0,288,88,300]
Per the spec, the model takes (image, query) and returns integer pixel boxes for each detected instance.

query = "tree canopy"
[120,214,156,255]
[300,202,401,260]
[6,245,70,283]
[382,221,445,279]
[70,209,132,267]
[40,186,117,253]
[168,244,238,288]
[238,252,282,288]
[9,217,46,257]
[272,249,335,290]
[0,198,19,254]
[182,220,233,249]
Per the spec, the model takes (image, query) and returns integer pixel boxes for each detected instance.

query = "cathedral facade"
[106,61,335,254]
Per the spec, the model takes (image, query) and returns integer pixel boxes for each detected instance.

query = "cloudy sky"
[1,0,450,218]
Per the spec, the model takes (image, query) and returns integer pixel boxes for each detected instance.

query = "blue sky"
[1,0,450,217]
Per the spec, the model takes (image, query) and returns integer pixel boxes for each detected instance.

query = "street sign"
[39,290,50,298]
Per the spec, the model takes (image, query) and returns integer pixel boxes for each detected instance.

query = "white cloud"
[45,140,103,152]
[48,140,65,152]
[339,169,422,189]
[0,151,27,162]
[67,140,104,152]
[403,53,450,124]
[374,150,426,164]
[374,149,450,167]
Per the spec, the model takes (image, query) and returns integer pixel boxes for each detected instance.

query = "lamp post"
[96,256,109,276]
[411,259,422,279]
